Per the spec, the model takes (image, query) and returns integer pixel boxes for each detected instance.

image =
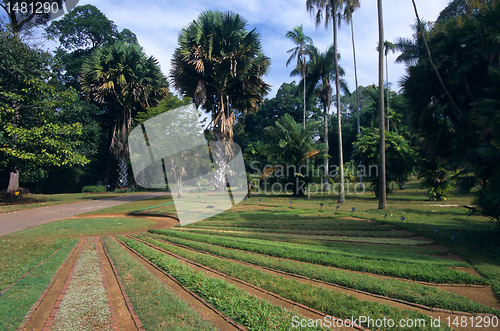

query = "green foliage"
[135,93,191,124]
[263,114,325,195]
[419,160,456,201]
[113,187,135,193]
[0,187,28,200]
[81,185,106,193]
[352,128,417,196]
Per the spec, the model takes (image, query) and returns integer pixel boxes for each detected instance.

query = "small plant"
[419,161,455,201]
[114,187,135,193]
[81,185,107,193]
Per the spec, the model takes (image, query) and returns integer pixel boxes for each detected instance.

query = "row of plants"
[143,233,499,315]
[175,227,434,248]
[117,236,319,331]
[0,188,29,200]
[0,239,78,330]
[149,229,485,284]
[81,185,107,193]
[102,237,217,331]
[132,234,454,330]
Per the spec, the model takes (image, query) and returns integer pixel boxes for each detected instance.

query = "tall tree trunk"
[385,52,390,130]
[378,0,387,210]
[117,156,128,189]
[7,170,19,191]
[411,0,462,116]
[324,101,329,189]
[303,64,306,129]
[334,21,345,203]
[351,19,361,135]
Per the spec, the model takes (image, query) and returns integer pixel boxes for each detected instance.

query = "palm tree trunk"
[118,156,128,189]
[351,19,361,135]
[386,52,390,130]
[378,0,387,210]
[411,0,462,116]
[334,21,345,203]
[324,102,329,189]
[213,94,229,191]
[303,64,306,129]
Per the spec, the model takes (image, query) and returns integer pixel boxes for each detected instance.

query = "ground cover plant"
[117,235,319,331]
[0,239,78,330]
[149,228,484,284]
[141,232,498,315]
[130,234,453,330]
[102,236,217,331]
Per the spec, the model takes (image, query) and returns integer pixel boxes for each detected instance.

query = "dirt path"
[20,237,141,331]
[0,192,170,236]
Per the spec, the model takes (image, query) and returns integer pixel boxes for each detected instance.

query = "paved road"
[0,191,170,236]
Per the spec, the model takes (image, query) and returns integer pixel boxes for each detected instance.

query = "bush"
[0,188,29,200]
[114,187,135,193]
[81,185,107,193]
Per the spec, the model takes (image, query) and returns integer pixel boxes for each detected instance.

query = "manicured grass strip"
[102,237,216,331]
[144,232,499,316]
[133,234,454,331]
[118,236,321,331]
[167,229,452,265]
[0,239,78,331]
[176,227,433,246]
[150,229,486,285]
[0,237,70,290]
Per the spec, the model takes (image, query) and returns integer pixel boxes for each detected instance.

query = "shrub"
[114,187,135,193]
[0,188,29,200]
[81,185,107,193]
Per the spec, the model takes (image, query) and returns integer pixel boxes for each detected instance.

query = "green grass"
[102,236,216,331]
[142,233,499,315]
[0,192,139,214]
[82,195,173,215]
[118,236,320,331]
[9,217,156,239]
[131,234,454,330]
[0,236,70,290]
[0,239,78,330]
[150,229,484,284]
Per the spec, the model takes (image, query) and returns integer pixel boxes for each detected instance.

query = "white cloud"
[70,0,450,97]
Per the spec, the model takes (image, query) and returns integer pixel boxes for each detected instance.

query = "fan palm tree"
[306,0,347,203]
[81,41,168,188]
[170,10,271,190]
[304,45,349,189]
[286,25,314,128]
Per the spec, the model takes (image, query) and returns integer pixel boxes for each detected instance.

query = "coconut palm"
[377,0,387,209]
[303,45,349,188]
[286,25,314,128]
[81,41,168,188]
[306,0,347,203]
[170,10,271,190]
[343,0,361,134]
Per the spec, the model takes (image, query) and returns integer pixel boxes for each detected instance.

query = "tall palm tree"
[306,0,347,203]
[304,45,349,190]
[377,0,387,209]
[286,25,314,129]
[81,41,168,188]
[343,1,361,134]
[377,40,395,130]
[170,10,271,190]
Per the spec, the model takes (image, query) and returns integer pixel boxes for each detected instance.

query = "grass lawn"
[0,179,499,330]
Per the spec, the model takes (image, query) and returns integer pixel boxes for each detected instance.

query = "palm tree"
[170,10,271,191]
[377,40,395,130]
[306,0,347,203]
[377,0,387,209]
[81,41,168,188]
[304,45,349,189]
[286,25,314,129]
[343,1,361,134]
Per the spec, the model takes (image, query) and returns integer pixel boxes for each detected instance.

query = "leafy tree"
[81,41,168,188]
[135,93,191,124]
[0,0,66,34]
[46,4,137,89]
[285,24,314,128]
[170,10,271,190]
[352,128,417,196]
[263,114,325,196]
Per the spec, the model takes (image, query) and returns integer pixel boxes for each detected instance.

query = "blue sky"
[52,0,450,98]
